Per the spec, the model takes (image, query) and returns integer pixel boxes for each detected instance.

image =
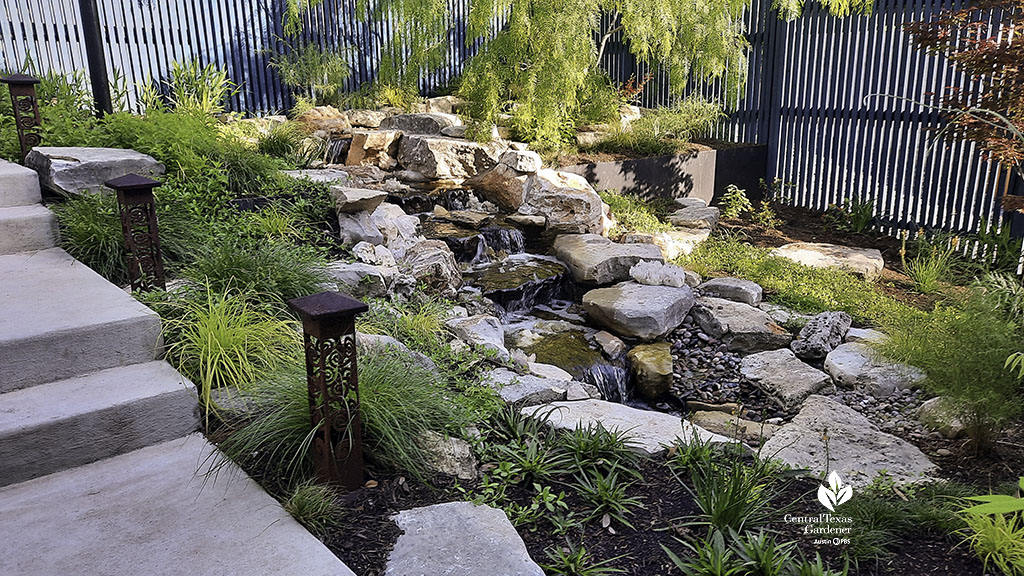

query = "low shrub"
[678,234,922,326]
[875,286,1023,452]
[184,236,330,304]
[959,511,1024,576]
[686,454,779,533]
[720,185,753,219]
[160,285,301,422]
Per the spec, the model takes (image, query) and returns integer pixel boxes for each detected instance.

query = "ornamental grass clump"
[160,285,301,423]
[219,350,458,484]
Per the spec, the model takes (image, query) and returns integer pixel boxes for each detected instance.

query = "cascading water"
[481,225,525,255]
[465,254,572,319]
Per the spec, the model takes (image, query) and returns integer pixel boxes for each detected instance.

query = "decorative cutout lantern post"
[287,291,369,490]
[0,73,42,162]
[104,174,166,292]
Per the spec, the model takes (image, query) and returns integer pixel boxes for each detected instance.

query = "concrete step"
[0,433,356,576]
[0,160,43,207]
[0,361,199,487]
[0,204,58,255]
[0,248,162,393]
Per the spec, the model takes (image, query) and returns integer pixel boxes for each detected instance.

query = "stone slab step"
[0,160,42,207]
[0,204,58,255]
[0,433,356,576]
[0,361,199,487]
[387,501,544,576]
[0,249,162,393]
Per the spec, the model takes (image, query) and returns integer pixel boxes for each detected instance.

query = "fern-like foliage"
[773,0,873,21]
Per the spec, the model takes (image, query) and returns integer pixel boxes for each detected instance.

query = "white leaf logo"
[817,471,853,511]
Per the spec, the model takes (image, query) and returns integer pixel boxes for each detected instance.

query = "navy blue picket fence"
[2,0,1021,245]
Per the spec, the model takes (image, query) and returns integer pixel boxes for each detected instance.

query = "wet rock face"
[421,219,487,264]
[582,282,695,341]
[464,255,570,317]
[519,330,629,402]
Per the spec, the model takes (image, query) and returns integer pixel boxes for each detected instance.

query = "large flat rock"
[522,399,730,455]
[0,434,355,576]
[0,249,162,392]
[740,348,831,411]
[692,297,792,353]
[761,395,937,487]
[387,501,543,576]
[583,281,695,341]
[824,342,924,398]
[26,146,165,195]
[772,242,884,280]
[482,368,572,406]
[554,234,663,285]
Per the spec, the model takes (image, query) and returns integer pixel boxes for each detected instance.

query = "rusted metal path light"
[105,174,166,292]
[1,73,42,162]
[287,291,369,490]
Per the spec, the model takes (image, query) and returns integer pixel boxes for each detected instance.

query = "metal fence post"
[105,174,166,292]
[1,74,42,162]
[78,0,113,116]
[287,291,369,490]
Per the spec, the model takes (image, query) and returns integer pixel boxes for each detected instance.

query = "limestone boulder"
[401,239,462,296]
[522,399,730,456]
[345,129,401,169]
[397,135,502,179]
[357,332,435,371]
[282,168,351,186]
[446,314,509,360]
[521,170,605,235]
[330,186,388,214]
[337,211,384,246]
[692,297,793,353]
[381,112,461,135]
[464,163,529,211]
[916,397,966,439]
[698,277,764,306]
[27,147,165,195]
[416,431,478,480]
[772,242,885,280]
[345,109,387,128]
[622,228,710,259]
[627,342,674,400]
[791,311,852,360]
[583,282,695,341]
[824,342,925,398]
[553,234,663,285]
[740,348,832,412]
[690,411,780,443]
[370,203,420,252]
[326,261,395,298]
[482,368,571,406]
[761,395,937,487]
[499,149,542,173]
[669,205,719,229]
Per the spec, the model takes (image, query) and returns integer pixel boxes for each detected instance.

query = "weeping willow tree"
[458,0,751,145]
[771,0,872,21]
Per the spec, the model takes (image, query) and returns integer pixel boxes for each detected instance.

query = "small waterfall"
[388,187,474,215]
[579,360,631,404]
[518,329,633,402]
[465,254,571,319]
[421,219,487,264]
[482,225,525,255]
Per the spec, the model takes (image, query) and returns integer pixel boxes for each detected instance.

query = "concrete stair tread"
[0,160,42,207]
[0,204,58,254]
[0,361,200,486]
[0,433,356,576]
[0,248,162,392]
